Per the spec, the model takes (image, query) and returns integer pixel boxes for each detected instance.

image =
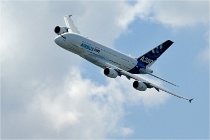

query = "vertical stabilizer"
[137,40,173,67]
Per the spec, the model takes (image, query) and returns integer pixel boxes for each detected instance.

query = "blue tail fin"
[137,40,173,67]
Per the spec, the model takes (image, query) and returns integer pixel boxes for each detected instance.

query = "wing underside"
[117,69,193,102]
[89,54,193,103]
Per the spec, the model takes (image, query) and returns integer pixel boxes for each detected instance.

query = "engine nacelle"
[104,68,118,78]
[133,81,147,91]
[54,26,68,35]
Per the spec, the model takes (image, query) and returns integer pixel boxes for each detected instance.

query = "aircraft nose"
[54,36,63,46]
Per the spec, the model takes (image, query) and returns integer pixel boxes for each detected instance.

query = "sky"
[0,0,209,139]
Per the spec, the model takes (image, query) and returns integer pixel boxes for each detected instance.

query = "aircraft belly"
[119,58,137,72]
[84,53,99,62]
[120,64,134,71]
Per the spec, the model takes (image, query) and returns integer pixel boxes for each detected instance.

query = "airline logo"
[80,43,100,53]
[151,44,163,55]
[140,56,153,64]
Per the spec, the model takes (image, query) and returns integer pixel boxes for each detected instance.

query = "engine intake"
[104,68,118,78]
[133,81,147,91]
[54,26,68,35]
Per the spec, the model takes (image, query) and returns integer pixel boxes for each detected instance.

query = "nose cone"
[54,36,63,46]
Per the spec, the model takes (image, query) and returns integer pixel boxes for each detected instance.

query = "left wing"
[64,15,80,34]
[116,68,193,103]
[87,54,193,103]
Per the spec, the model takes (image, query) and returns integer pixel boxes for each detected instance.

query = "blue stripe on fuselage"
[128,60,145,74]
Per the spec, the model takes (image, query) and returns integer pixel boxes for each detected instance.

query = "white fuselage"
[55,33,138,71]
[53,16,193,102]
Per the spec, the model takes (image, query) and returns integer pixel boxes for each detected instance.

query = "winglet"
[189,98,194,103]
[155,87,160,92]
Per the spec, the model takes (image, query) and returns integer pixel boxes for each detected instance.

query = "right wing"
[64,15,80,34]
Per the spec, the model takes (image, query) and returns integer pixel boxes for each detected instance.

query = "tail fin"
[137,40,173,67]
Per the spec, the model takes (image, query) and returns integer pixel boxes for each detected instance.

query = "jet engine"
[54,26,68,35]
[104,68,118,78]
[133,81,147,91]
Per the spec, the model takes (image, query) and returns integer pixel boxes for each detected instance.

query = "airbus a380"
[54,15,193,103]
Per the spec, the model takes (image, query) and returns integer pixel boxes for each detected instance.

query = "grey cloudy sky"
[1,1,209,139]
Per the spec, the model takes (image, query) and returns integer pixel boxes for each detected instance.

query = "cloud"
[30,68,168,138]
[196,31,210,65]
[150,1,209,28]
[73,1,138,46]
[0,1,186,139]
[118,1,209,28]
[119,127,134,136]
[199,46,210,63]
[2,66,169,139]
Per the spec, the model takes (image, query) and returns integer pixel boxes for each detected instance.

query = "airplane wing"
[86,54,193,103]
[115,68,193,103]
[64,15,80,34]
[148,73,179,87]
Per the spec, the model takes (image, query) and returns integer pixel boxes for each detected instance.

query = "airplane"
[54,15,193,103]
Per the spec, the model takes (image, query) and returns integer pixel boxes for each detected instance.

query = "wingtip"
[189,98,194,103]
